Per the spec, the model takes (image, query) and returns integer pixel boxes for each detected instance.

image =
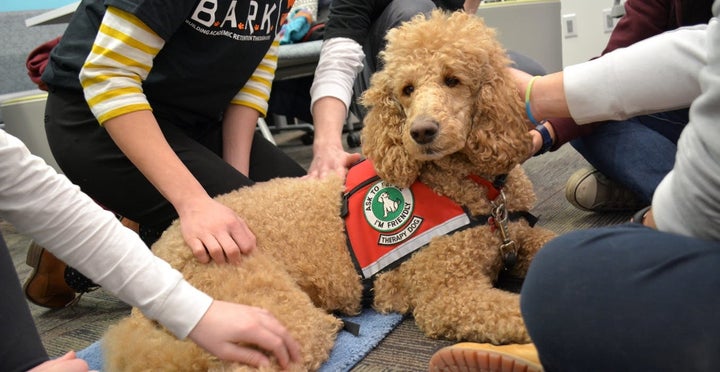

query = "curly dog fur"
[103,10,556,371]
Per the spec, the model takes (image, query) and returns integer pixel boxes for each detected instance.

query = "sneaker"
[23,241,76,308]
[429,342,543,372]
[565,167,644,212]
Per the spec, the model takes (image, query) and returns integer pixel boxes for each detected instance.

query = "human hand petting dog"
[188,301,302,370]
[307,144,361,180]
[307,96,363,179]
[177,197,256,264]
[508,68,553,160]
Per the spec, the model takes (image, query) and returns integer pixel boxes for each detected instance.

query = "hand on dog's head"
[360,10,532,188]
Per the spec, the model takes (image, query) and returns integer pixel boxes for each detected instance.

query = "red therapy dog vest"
[343,160,472,279]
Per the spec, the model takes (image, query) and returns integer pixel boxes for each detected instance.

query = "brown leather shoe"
[119,216,140,234]
[23,241,76,308]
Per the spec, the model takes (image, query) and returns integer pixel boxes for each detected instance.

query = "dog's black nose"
[410,118,439,144]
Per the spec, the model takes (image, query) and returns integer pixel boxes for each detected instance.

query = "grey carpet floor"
[6,129,634,371]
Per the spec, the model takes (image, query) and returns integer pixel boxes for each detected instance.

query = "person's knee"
[520,229,615,309]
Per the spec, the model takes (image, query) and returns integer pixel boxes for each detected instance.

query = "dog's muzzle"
[410,116,439,145]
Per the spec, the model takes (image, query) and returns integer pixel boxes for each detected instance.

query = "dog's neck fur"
[413,154,523,216]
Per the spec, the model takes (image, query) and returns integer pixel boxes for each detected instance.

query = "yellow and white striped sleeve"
[229,36,279,117]
[80,7,165,124]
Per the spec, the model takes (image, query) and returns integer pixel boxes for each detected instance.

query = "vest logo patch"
[344,159,471,279]
[364,181,423,245]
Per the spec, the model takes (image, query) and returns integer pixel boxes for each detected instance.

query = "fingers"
[190,229,255,265]
[230,221,256,255]
[525,129,542,160]
[231,313,301,369]
[181,203,257,264]
[345,152,362,166]
[216,345,272,369]
[57,351,77,360]
[252,310,302,368]
[202,235,228,264]
[188,238,211,264]
[217,221,256,264]
[307,151,359,180]
[28,351,90,372]
[189,302,303,370]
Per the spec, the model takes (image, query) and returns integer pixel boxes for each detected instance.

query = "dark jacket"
[323,0,462,44]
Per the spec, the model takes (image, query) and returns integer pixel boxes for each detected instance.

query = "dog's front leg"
[373,269,413,314]
[506,221,557,278]
[413,281,531,344]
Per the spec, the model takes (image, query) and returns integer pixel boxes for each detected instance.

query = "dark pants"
[521,224,720,372]
[45,87,306,245]
[0,231,48,372]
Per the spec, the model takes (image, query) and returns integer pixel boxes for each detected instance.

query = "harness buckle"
[491,191,518,270]
[499,241,518,269]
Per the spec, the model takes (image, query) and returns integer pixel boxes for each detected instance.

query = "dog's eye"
[402,85,414,96]
[445,76,460,87]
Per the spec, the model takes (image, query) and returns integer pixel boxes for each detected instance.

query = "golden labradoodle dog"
[103,10,556,371]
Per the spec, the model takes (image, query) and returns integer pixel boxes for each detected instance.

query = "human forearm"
[223,104,258,175]
[307,96,363,178]
[103,110,210,212]
[311,97,347,150]
[106,111,255,265]
[306,38,365,178]
[0,130,212,338]
[522,71,569,121]
[464,0,481,14]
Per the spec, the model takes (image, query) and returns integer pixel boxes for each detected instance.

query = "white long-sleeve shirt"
[0,129,212,338]
[563,7,720,240]
[309,37,365,113]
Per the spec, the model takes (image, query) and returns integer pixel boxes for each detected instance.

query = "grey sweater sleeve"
[564,24,706,124]
[653,13,720,240]
[563,12,720,239]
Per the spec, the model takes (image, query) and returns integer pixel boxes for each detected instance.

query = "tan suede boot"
[429,342,543,372]
[23,241,76,308]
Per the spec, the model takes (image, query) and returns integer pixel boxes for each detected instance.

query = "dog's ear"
[465,59,533,175]
[360,69,422,188]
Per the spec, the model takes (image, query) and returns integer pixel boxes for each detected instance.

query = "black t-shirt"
[324,0,463,44]
[43,0,291,124]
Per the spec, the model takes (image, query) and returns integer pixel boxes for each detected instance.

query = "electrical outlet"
[602,8,617,33]
[562,13,577,38]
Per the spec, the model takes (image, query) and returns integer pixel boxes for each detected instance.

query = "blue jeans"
[570,109,688,203]
[521,224,720,372]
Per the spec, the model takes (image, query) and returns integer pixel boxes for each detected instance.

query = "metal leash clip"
[490,190,518,269]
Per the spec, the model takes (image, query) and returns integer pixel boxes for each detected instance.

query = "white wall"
[560,0,622,67]
[478,0,563,73]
